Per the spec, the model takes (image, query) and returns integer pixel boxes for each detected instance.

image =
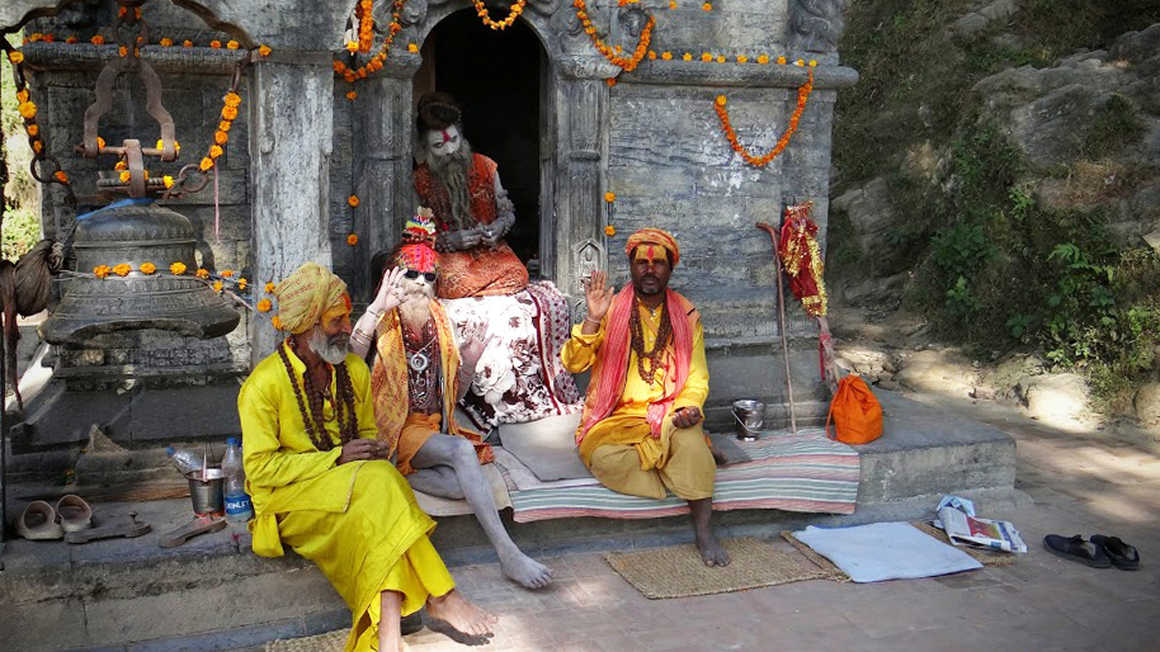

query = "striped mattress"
[500,427,860,523]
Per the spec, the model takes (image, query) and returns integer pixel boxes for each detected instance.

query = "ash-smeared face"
[400,268,437,302]
[425,124,462,160]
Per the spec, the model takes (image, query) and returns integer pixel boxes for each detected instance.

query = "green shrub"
[2,205,41,261]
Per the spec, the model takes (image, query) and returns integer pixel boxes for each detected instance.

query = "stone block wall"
[10,0,855,432]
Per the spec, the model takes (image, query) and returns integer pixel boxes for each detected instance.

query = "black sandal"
[1043,534,1112,568]
[1091,535,1140,570]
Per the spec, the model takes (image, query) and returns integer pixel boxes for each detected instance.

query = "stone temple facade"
[4,0,855,452]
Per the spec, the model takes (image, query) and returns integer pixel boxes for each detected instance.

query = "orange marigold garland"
[572,0,655,73]
[334,0,406,85]
[713,67,813,168]
[473,0,526,31]
[357,0,375,53]
[199,91,242,173]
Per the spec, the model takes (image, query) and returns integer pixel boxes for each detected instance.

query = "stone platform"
[0,390,1025,650]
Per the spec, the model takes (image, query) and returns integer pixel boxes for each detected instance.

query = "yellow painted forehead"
[633,244,667,263]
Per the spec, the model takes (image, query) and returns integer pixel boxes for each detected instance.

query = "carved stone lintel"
[558,55,620,81]
[790,0,848,53]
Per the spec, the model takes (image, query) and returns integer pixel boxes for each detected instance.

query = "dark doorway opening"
[416,10,543,265]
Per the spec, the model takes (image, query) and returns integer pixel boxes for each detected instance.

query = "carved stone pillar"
[350,60,420,302]
[247,51,335,361]
[554,57,618,300]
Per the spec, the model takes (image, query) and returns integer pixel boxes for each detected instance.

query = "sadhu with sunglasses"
[349,209,552,589]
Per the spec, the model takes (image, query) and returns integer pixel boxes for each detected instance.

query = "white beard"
[308,326,349,365]
[399,297,430,332]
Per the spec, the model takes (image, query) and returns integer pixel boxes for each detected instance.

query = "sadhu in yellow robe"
[561,287,714,500]
[240,341,455,651]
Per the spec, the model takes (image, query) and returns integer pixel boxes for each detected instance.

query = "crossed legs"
[410,433,553,588]
[588,427,730,567]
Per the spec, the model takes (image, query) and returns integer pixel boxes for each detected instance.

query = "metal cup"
[732,399,765,441]
[185,467,224,516]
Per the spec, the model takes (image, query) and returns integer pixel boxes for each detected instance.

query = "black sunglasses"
[404,270,437,282]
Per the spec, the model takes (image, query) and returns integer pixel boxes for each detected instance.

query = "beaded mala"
[277,339,359,451]
[629,299,672,384]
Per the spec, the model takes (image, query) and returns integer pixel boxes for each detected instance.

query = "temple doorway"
[414,10,546,271]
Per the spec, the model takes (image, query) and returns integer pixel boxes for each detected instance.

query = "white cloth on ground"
[793,521,982,583]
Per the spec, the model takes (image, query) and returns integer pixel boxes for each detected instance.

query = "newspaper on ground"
[937,505,1028,553]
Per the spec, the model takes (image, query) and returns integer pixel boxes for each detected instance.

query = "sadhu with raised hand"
[238,262,496,651]
[562,228,730,567]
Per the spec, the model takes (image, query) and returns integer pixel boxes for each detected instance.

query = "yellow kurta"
[562,302,713,499]
[239,341,455,651]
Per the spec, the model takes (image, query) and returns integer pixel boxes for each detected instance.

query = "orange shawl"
[370,300,488,461]
[575,287,695,445]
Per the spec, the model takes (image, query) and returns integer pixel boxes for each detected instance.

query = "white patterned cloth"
[442,281,581,429]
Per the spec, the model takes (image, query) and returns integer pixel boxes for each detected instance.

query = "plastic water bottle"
[221,437,253,522]
[166,446,203,475]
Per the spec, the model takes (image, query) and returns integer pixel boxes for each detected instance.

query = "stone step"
[0,390,1025,650]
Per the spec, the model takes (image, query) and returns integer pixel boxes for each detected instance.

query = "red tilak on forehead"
[441,129,453,144]
[647,245,656,260]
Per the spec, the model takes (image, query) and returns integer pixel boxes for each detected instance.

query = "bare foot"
[499,548,553,589]
[695,530,731,567]
[425,589,496,642]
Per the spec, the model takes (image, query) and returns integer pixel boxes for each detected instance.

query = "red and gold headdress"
[395,207,438,273]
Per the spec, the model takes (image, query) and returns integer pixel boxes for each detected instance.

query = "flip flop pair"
[1043,534,1140,570]
[15,495,93,540]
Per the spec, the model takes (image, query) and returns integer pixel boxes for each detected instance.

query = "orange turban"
[625,228,680,266]
[273,262,351,334]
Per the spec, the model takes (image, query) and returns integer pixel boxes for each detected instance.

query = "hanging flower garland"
[199,91,242,173]
[357,0,375,53]
[334,0,407,86]
[473,0,526,31]
[713,65,814,168]
[347,195,360,246]
[572,0,655,74]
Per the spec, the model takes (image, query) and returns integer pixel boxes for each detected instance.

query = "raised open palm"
[371,266,408,313]
[585,270,615,321]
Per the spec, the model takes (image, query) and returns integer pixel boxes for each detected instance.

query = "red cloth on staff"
[777,201,827,318]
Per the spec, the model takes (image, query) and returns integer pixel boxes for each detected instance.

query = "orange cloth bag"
[825,375,883,445]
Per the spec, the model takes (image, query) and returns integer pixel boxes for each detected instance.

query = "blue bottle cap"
[227,437,239,447]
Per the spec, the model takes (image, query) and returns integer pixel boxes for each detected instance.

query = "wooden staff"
[756,221,797,434]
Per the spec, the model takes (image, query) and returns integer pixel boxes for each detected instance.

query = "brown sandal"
[65,511,151,544]
[159,515,226,548]
[56,494,93,533]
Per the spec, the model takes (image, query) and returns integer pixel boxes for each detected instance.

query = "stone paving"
[396,401,1160,652]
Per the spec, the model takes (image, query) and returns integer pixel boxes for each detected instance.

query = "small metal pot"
[732,399,765,441]
[185,467,225,516]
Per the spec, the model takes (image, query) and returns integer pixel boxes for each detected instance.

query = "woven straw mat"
[603,536,837,599]
[265,628,345,652]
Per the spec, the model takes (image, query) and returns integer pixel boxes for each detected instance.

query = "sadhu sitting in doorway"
[408,92,580,429]
[413,91,527,299]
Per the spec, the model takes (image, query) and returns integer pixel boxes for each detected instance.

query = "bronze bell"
[40,201,239,346]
